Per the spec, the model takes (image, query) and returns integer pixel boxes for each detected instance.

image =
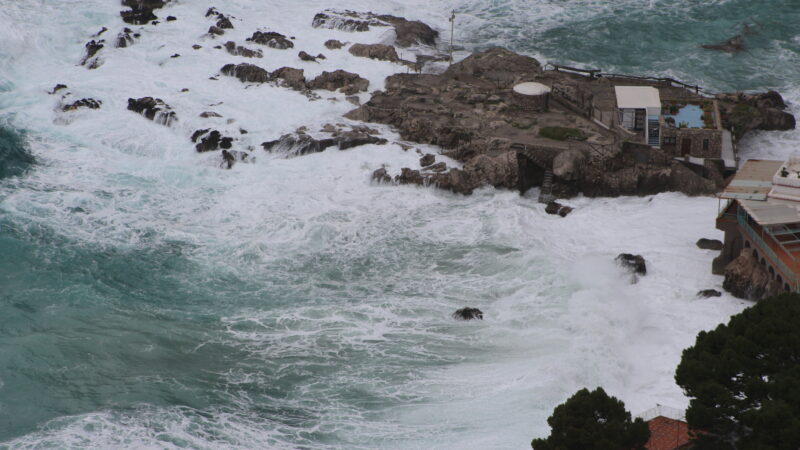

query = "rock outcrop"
[272,67,306,91]
[247,31,293,49]
[307,70,369,94]
[348,43,399,62]
[311,10,437,47]
[192,129,233,153]
[220,63,272,83]
[717,91,796,139]
[62,98,102,111]
[115,28,138,48]
[80,39,104,68]
[545,201,573,217]
[615,253,647,283]
[696,238,724,251]
[127,97,177,126]
[324,39,344,50]
[697,289,722,298]
[262,127,387,157]
[723,252,783,300]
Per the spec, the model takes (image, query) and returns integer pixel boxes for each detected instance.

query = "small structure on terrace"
[615,86,662,147]
[714,158,800,297]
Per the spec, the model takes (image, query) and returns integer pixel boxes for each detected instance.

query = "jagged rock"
[718,90,796,139]
[336,130,387,149]
[444,47,542,88]
[62,98,102,111]
[396,168,424,185]
[205,7,220,17]
[216,16,233,29]
[696,238,724,251]
[94,27,108,37]
[247,31,293,49]
[348,43,398,62]
[272,67,306,90]
[545,201,573,217]
[372,167,392,183]
[170,53,180,58]
[697,289,722,298]
[316,53,326,60]
[120,9,157,25]
[115,28,135,48]
[192,44,201,50]
[208,26,224,36]
[127,97,177,126]
[166,15,176,21]
[223,41,262,58]
[669,161,717,195]
[193,129,233,152]
[220,63,272,83]
[325,39,344,50]
[312,10,438,47]
[307,70,368,94]
[420,153,435,167]
[81,40,104,67]
[49,84,67,95]
[298,51,317,62]
[723,252,783,300]
[220,149,252,169]
[452,307,483,321]
[122,0,169,9]
[199,111,221,118]
[615,253,647,278]
[346,95,360,106]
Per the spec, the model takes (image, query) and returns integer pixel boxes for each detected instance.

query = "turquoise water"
[666,104,704,129]
[0,0,797,448]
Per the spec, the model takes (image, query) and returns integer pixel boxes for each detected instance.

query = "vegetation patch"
[538,126,586,141]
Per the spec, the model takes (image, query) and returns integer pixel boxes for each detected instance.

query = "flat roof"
[739,199,800,225]
[720,159,783,201]
[513,82,550,96]
[614,86,661,109]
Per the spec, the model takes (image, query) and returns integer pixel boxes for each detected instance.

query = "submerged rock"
[115,28,136,48]
[192,129,233,153]
[220,149,252,169]
[420,153,435,167]
[701,35,744,53]
[220,63,272,83]
[372,167,392,183]
[272,67,306,91]
[224,41,263,58]
[324,39,344,50]
[452,307,483,321]
[312,10,438,47]
[120,9,157,25]
[247,31,293,49]
[49,84,68,95]
[81,39,104,68]
[298,51,317,62]
[262,129,386,157]
[127,97,177,126]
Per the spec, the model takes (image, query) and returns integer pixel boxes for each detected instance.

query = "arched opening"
[760,257,766,267]
[744,240,751,248]
[752,249,758,259]
[769,266,775,278]
[785,283,791,292]
[777,275,783,285]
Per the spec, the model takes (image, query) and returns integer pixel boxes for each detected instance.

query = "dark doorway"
[681,138,692,155]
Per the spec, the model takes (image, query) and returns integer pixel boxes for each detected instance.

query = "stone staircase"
[538,169,555,204]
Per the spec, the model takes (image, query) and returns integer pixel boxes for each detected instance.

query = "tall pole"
[449,10,455,65]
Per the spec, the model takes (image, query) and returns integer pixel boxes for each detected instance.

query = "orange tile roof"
[645,416,690,450]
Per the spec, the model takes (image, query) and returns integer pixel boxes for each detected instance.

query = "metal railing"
[635,405,686,422]
[737,209,799,291]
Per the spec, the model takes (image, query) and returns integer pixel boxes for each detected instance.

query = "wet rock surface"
[307,70,369,94]
[247,31,294,49]
[62,98,102,111]
[324,39,344,50]
[115,28,137,48]
[545,201,573,217]
[81,40,104,68]
[452,307,483,321]
[224,41,262,58]
[262,125,387,157]
[192,129,233,153]
[311,10,438,47]
[616,253,647,280]
[723,252,783,300]
[696,238,724,251]
[697,289,722,298]
[717,90,796,139]
[220,63,272,83]
[348,43,399,62]
[127,97,177,126]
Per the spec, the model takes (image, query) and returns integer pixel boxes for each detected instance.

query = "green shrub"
[539,126,586,141]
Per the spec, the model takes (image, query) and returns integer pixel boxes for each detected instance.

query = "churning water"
[0,0,798,448]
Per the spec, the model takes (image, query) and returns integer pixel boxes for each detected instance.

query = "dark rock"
[239,128,248,134]
[718,91,796,139]
[224,41,262,58]
[696,238,724,251]
[312,11,381,32]
[208,26,224,36]
[307,70,369,94]
[127,97,177,126]
[192,44,202,49]
[377,14,439,47]
[205,7,219,17]
[336,130,387,149]
[272,67,306,91]
[200,111,222,118]
[220,63,272,83]
[120,9,157,25]
[452,307,483,320]
[324,39,344,50]
[181,88,189,92]
[545,201,573,217]
[115,28,135,48]
[424,162,447,172]
[216,16,233,29]
[81,40,104,66]
[94,27,108,37]
[396,167,424,185]
[220,149,253,169]
[345,95,361,106]
[62,98,102,111]
[697,289,722,298]
[193,129,233,152]
[312,10,438,47]
[348,43,398,62]
[372,167,392,183]
[166,15,176,21]
[122,0,169,9]
[191,128,209,142]
[316,53,326,60]
[247,31,293,49]
[170,53,180,58]
[49,84,67,95]
[420,153,435,167]
[298,51,317,62]
[615,253,647,276]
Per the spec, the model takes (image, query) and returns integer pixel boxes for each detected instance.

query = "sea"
[0,0,798,448]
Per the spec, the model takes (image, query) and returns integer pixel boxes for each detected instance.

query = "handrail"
[737,209,799,291]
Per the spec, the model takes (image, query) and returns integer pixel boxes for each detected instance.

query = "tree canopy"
[675,293,800,449]
[531,387,650,450]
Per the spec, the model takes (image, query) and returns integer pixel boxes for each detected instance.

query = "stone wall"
[661,128,722,158]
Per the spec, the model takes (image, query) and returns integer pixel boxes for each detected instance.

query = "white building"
[615,86,661,147]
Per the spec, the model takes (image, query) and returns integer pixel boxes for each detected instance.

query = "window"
[663,136,676,145]
[703,139,709,150]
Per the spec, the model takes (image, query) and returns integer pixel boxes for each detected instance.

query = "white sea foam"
[1,0,798,448]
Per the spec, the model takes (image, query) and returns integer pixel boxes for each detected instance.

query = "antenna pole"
[449,10,455,65]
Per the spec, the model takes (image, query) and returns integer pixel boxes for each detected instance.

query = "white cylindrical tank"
[512,82,551,112]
